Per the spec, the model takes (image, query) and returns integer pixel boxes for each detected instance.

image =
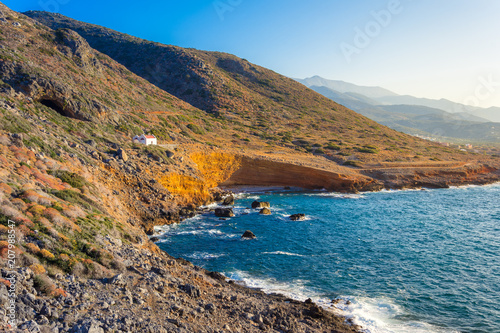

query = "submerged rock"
[241,230,256,239]
[289,213,306,221]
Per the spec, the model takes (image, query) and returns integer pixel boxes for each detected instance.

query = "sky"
[5,0,500,108]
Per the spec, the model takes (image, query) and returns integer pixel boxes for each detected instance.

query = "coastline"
[155,181,500,333]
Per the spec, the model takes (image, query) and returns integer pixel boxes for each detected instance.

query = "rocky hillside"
[0,3,499,331]
[21,10,491,165]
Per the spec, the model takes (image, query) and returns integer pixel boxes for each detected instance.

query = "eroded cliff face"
[361,162,500,189]
[220,157,500,192]
[221,156,383,192]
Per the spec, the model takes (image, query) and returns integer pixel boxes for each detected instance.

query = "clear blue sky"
[5,0,500,107]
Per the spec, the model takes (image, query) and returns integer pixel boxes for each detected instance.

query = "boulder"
[289,214,306,221]
[259,208,271,215]
[215,208,234,218]
[116,148,128,162]
[251,201,270,209]
[241,230,256,239]
[222,195,235,206]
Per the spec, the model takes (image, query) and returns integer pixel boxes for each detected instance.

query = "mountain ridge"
[298,75,500,123]
[301,78,500,142]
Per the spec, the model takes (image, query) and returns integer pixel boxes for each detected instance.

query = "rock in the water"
[259,208,271,215]
[289,213,306,221]
[251,201,270,209]
[222,195,235,206]
[215,208,234,218]
[241,230,256,239]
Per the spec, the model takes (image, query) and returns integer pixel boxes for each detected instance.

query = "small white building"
[133,134,157,145]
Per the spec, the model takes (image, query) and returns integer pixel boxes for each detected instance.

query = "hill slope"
[0,4,499,331]
[23,10,499,163]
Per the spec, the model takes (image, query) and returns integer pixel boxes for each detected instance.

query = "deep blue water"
[156,184,500,333]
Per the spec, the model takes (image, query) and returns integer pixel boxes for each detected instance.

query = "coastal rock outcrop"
[259,208,271,215]
[290,213,306,221]
[215,208,234,217]
[252,200,270,209]
[222,195,235,206]
[242,230,257,239]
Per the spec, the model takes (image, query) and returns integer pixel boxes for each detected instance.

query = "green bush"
[48,170,87,189]
[343,160,363,167]
[355,147,378,154]
[187,123,205,135]
[50,190,97,211]
[325,143,341,150]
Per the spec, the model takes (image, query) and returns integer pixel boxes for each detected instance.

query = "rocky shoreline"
[2,233,362,333]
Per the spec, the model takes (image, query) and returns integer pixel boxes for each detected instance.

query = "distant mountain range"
[296,76,500,143]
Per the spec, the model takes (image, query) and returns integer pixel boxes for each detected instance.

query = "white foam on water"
[331,296,457,333]
[306,192,365,199]
[186,252,226,260]
[226,270,317,302]
[225,270,453,333]
[153,223,180,235]
[276,213,313,221]
[201,202,221,209]
[263,251,305,257]
[174,229,224,236]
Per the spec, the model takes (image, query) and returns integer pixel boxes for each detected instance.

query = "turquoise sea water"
[156,184,500,333]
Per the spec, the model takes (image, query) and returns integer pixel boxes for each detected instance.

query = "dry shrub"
[61,205,85,219]
[33,274,56,295]
[44,208,81,232]
[0,278,11,287]
[29,204,47,216]
[0,241,22,259]
[29,263,46,275]
[0,134,11,146]
[0,183,12,195]
[25,243,41,254]
[47,227,61,239]
[0,204,21,218]
[14,152,29,163]
[34,160,47,170]
[21,190,53,206]
[59,253,70,261]
[17,224,32,237]
[37,217,53,229]
[0,225,8,234]
[33,170,65,190]
[17,164,33,177]
[22,190,41,203]
[40,249,55,260]
[52,288,68,298]
[11,198,27,211]
[16,217,34,229]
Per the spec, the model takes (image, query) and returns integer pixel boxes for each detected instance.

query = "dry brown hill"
[22,10,488,165]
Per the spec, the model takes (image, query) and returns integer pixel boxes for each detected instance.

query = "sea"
[155,183,500,333]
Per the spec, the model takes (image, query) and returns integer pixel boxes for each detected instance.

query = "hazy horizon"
[6,0,500,108]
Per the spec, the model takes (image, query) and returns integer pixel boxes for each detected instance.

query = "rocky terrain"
[0,2,499,332]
